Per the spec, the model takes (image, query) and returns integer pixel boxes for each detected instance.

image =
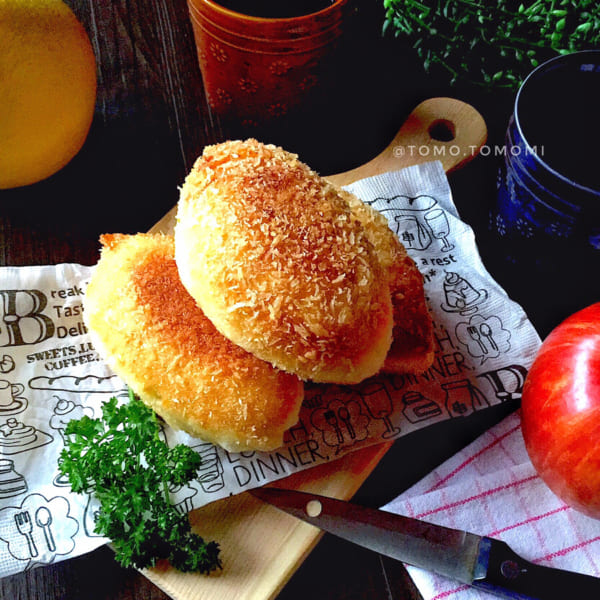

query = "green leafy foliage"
[58,389,221,574]
[383,0,600,89]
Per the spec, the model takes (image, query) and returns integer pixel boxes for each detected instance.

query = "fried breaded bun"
[174,139,393,384]
[83,233,304,452]
[341,190,435,374]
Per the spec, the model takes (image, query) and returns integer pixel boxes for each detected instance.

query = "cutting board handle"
[326,97,488,187]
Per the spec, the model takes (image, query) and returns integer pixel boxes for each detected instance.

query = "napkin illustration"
[0,162,542,579]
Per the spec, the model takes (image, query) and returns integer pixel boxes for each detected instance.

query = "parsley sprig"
[58,389,221,573]
[383,0,600,89]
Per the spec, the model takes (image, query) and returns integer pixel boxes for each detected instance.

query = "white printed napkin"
[0,161,542,579]
[383,410,600,599]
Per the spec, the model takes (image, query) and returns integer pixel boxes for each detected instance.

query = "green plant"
[58,390,221,573]
[383,0,600,89]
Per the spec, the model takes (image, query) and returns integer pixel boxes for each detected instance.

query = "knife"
[251,487,600,600]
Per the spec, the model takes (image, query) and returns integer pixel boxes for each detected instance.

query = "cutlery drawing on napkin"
[467,323,499,355]
[467,325,488,353]
[14,511,37,557]
[35,506,56,552]
[456,315,510,362]
[14,506,56,557]
[2,494,78,562]
[310,394,369,453]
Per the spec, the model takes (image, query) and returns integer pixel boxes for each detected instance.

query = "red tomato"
[521,302,600,519]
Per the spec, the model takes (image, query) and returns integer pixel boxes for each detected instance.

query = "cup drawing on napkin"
[0,379,27,416]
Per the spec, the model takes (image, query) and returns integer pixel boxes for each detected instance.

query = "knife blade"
[251,487,600,600]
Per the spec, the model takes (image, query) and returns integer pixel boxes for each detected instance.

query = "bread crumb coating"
[340,191,434,373]
[175,139,393,384]
[84,233,304,452]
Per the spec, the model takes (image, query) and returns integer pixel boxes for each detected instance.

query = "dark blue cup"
[494,50,600,268]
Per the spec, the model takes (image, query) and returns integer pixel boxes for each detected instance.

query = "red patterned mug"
[186,0,351,130]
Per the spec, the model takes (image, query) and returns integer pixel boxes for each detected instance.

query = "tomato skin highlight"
[522,303,600,520]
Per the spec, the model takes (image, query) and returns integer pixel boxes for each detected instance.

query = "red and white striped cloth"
[382,410,600,599]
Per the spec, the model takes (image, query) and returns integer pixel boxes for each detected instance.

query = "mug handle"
[11,383,24,397]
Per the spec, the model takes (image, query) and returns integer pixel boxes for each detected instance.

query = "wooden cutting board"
[144,97,487,600]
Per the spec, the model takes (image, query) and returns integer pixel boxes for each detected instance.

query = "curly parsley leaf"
[58,389,221,574]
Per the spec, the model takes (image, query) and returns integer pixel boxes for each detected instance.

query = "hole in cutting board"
[428,119,456,142]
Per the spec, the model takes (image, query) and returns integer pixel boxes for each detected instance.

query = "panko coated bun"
[83,233,304,452]
[174,139,393,384]
[340,191,435,374]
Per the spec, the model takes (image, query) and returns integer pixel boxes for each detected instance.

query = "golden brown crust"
[84,233,304,452]
[340,191,435,374]
[175,139,393,384]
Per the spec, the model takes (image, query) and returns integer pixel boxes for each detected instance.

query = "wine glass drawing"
[359,382,400,439]
[425,208,454,251]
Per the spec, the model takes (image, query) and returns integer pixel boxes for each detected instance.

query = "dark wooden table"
[1,1,595,599]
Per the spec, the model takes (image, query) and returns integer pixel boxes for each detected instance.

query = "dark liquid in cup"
[519,62,600,191]
[215,0,335,18]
